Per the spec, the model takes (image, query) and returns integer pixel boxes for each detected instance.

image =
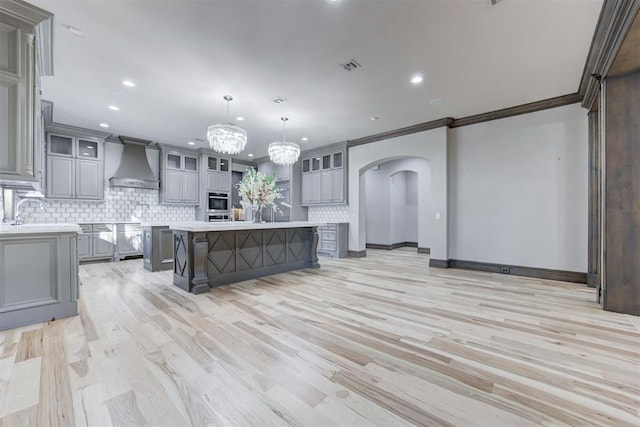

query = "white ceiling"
[33,0,603,160]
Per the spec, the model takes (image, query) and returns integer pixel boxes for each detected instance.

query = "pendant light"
[268,117,300,165]
[207,95,247,155]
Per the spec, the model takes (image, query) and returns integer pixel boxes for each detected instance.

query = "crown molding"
[347,118,453,148]
[579,0,640,111]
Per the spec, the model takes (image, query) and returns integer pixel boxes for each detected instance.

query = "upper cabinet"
[0,1,53,188]
[159,145,200,205]
[301,143,347,205]
[45,130,107,200]
[203,153,231,192]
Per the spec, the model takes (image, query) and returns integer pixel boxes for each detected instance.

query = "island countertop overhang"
[169,221,326,232]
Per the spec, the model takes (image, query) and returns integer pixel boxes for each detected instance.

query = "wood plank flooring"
[1,248,639,426]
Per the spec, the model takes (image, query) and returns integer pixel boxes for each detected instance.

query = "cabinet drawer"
[117,223,142,233]
[93,224,114,233]
[322,224,337,231]
[321,241,336,252]
[321,230,336,242]
[79,224,92,233]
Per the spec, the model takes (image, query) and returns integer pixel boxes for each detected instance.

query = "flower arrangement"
[237,168,282,222]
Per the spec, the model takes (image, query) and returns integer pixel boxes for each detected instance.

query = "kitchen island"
[0,223,80,330]
[169,221,324,294]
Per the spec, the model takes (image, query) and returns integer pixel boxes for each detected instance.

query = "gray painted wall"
[363,160,429,246]
[449,103,588,271]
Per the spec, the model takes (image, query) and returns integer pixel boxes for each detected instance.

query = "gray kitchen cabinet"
[0,2,53,189]
[115,224,143,258]
[76,159,101,199]
[46,156,74,198]
[79,223,142,262]
[45,132,104,200]
[0,230,79,331]
[259,161,290,181]
[164,169,183,203]
[92,228,115,259]
[77,234,91,260]
[301,143,347,205]
[160,145,200,205]
[206,171,230,191]
[143,225,174,271]
[182,172,199,204]
[302,172,321,204]
[317,223,349,258]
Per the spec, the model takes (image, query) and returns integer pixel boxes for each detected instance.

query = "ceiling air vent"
[340,59,361,71]
[272,96,286,104]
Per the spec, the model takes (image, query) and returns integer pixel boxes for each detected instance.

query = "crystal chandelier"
[207,95,247,155]
[268,117,300,165]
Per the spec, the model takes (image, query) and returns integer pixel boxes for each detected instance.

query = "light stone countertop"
[169,221,326,232]
[0,223,82,235]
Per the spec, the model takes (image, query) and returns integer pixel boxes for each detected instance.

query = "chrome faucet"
[14,198,45,225]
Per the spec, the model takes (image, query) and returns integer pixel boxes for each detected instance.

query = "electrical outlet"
[500,266,510,274]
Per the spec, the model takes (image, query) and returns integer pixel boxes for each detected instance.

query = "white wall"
[449,103,588,271]
[405,171,419,242]
[364,165,422,246]
[349,127,447,257]
[389,172,406,244]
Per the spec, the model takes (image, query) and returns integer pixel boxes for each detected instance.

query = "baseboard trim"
[429,259,450,268]
[348,250,367,258]
[586,273,599,288]
[417,247,430,254]
[449,259,587,284]
[366,242,419,250]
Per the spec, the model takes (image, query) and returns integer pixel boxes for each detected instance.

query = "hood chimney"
[109,136,159,189]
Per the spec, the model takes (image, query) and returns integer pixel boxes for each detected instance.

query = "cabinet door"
[166,153,181,170]
[332,169,344,202]
[0,80,18,175]
[164,170,183,203]
[322,154,332,170]
[47,156,74,198]
[301,173,313,204]
[310,172,321,203]
[275,164,290,181]
[182,172,198,203]
[258,161,273,176]
[92,232,114,258]
[77,139,99,159]
[206,171,217,189]
[302,159,310,173]
[76,159,102,199]
[333,151,343,169]
[217,172,230,190]
[48,134,74,157]
[321,171,333,203]
[184,156,198,172]
[117,230,142,255]
[219,158,230,172]
[77,234,91,260]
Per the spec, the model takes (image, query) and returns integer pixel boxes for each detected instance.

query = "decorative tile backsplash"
[308,205,350,223]
[4,187,195,224]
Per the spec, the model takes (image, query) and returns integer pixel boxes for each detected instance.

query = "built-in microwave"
[208,192,229,212]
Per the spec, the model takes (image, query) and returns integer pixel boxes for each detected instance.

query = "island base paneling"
[173,226,320,294]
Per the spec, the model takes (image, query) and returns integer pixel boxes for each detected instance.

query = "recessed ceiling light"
[430,98,444,105]
[188,141,195,145]
[66,25,84,37]
[370,116,380,121]
[247,153,254,157]
[236,116,245,121]
[301,137,309,141]
[108,105,120,111]
[411,74,424,84]
[82,152,89,156]
[122,80,136,87]
[99,123,110,128]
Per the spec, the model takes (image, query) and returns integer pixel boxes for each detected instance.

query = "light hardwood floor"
[1,248,639,426]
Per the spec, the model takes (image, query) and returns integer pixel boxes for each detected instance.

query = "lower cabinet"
[317,223,349,258]
[116,224,143,258]
[143,225,174,272]
[0,232,79,330]
[78,223,143,262]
